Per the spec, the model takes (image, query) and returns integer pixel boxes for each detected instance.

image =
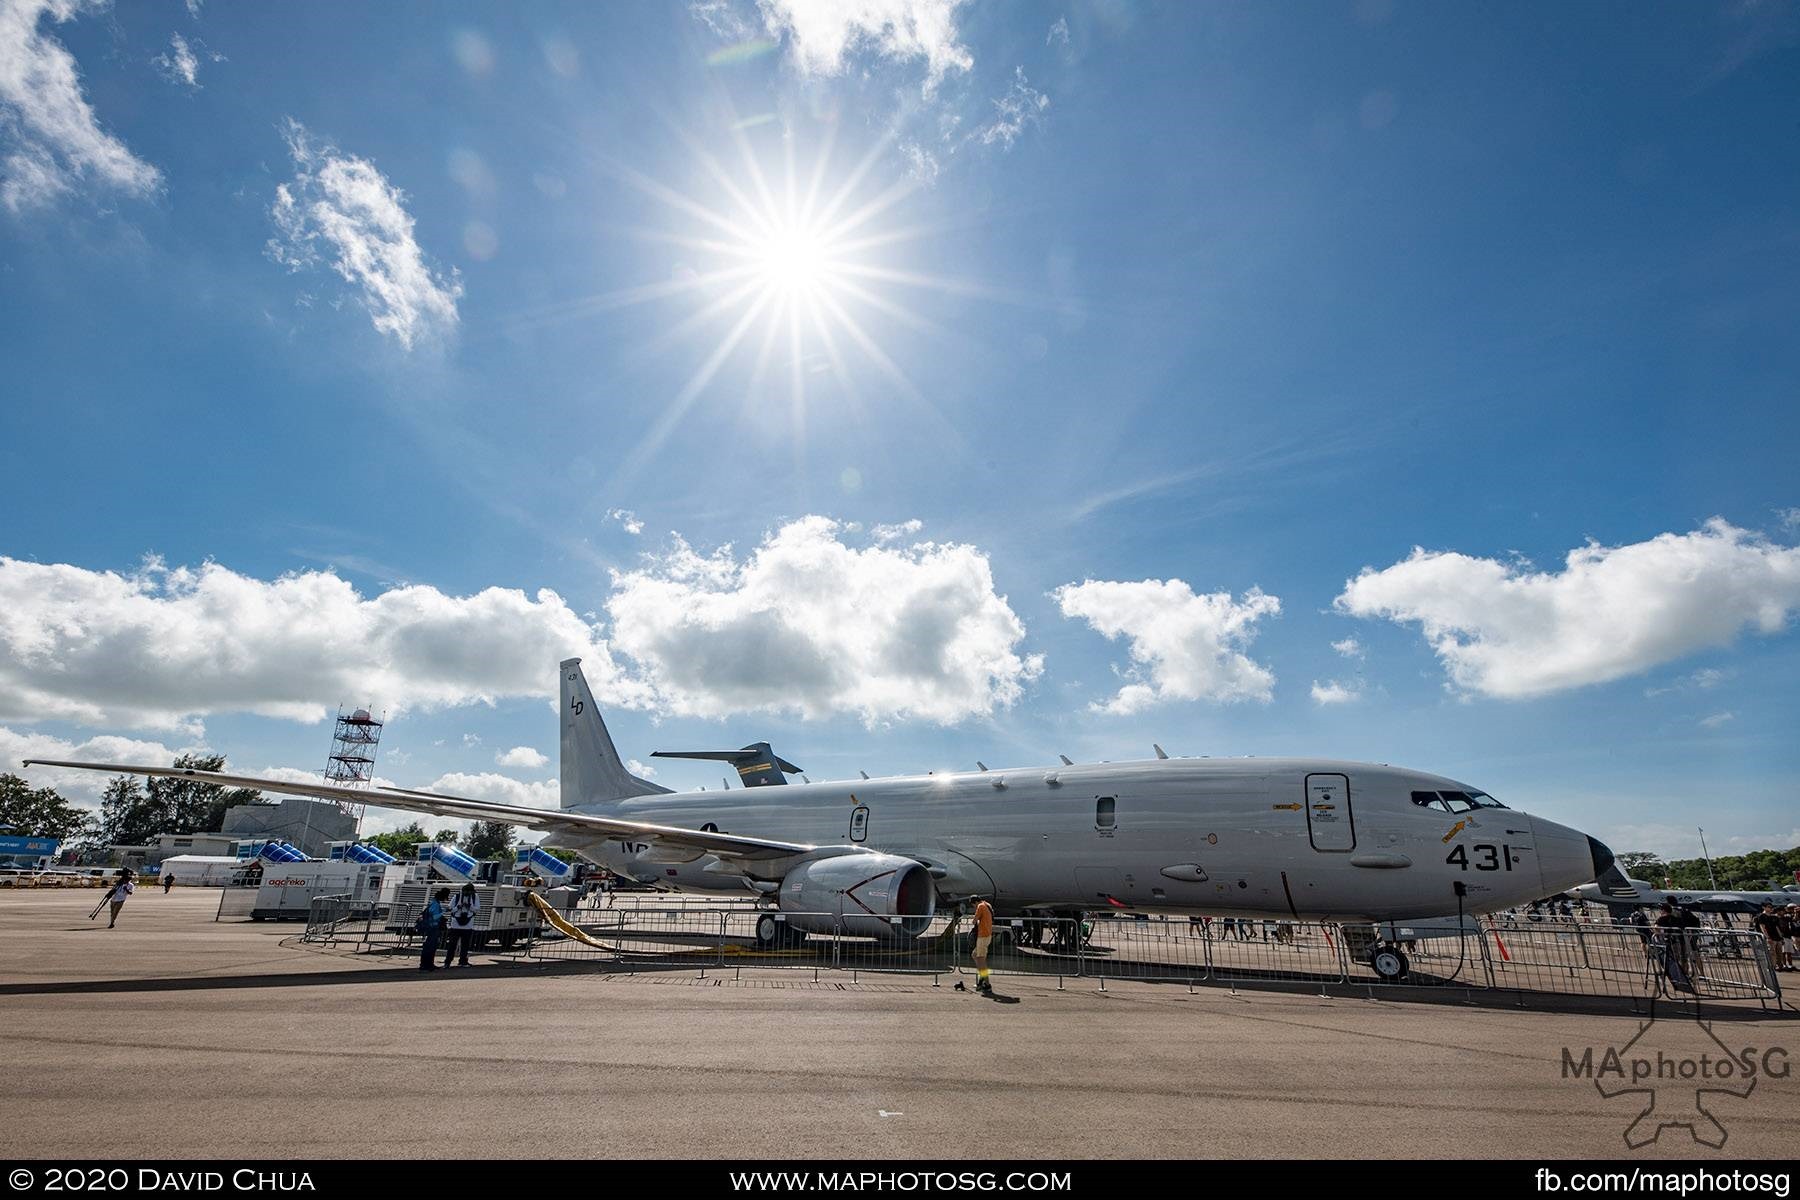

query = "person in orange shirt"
[972,898,994,993]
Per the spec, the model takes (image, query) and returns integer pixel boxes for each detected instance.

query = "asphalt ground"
[2,887,1795,1159]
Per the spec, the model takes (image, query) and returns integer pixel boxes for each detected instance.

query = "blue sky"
[3,0,1798,862]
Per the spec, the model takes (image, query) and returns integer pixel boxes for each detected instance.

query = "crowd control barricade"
[214,883,258,921]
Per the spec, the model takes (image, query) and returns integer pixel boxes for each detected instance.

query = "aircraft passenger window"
[1095,797,1116,830]
[1438,790,1478,813]
[1411,791,1450,812]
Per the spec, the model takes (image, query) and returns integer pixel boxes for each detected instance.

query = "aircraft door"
[1303,773,1355,852]
[849,806,869,843]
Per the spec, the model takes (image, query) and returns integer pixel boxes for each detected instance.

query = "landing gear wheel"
[1370,944,1409,982]
[755,912,782,948]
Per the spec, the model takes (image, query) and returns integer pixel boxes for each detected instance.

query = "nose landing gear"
[1369,943,1410,982]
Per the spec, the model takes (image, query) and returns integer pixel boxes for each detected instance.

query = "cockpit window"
[1439,790,1507,812]
[1411,791,1449,812]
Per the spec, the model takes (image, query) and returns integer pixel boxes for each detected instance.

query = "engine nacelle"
[778,852,936,938]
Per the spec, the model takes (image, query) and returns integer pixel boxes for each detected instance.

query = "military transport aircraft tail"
[560,658,669,807]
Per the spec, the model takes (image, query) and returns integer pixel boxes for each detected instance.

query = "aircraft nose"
[1530,816,1604,895]
[1587,835,1616,880]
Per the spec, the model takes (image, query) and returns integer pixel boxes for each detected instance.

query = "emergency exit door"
[1303,773,1355,851]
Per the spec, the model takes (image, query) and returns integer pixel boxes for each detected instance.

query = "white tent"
[157,855,247,887]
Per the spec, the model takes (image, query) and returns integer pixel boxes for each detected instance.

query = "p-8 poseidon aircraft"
[28,659,1619,980]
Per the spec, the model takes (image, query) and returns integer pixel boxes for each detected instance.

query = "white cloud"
[267,120,462,350]
[870,519,923,543]
[496,745,548,769]
[1310,680,1360,705]
[419,771,558,811]
[0,555,649,734]
[1699,711,1735,730]
[1331,637,1363,659]
[1779,507,1800,532]
[605,516,1041,723]
[184,0,200,16]
[975,67,1048,150]
[1053,579,1280,714]
[1335,519,1800,699]
[0,0,161,213]
[758,0,973,93]
[153,32,199,88]
[900,140,939,186]
[607,508,645,536]
[461,733,482,747]
[690,0,753,42]
[3,726,198,806]
[626,758,656,779]
[1047,17,1069,46]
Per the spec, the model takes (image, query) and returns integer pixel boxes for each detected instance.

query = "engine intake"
[779,852,936,937]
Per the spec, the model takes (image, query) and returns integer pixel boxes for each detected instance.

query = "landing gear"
[1370,943,1410,982]
[755,912,806,949]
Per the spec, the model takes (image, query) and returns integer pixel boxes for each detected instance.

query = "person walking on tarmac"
[162,872,175,895]
[972,897,995,993]
[443,883,479,968]
[419,888,449,972]
[92,868,135,929]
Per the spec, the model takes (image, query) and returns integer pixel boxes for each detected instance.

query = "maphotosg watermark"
[1535,1168,1790,1196]
[1561,1013,1790,1149]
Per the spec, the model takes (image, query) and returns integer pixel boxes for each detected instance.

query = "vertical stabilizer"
[559,658,669,807]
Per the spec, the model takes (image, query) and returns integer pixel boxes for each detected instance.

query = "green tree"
[89,754,266,851]
[1616,851,1664,880]
[0,774,92,842]
[434,827,461,845]
[363,822,430,859]
[464,820,516,861]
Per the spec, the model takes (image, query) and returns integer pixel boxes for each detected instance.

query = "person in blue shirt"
[419,888,449,971]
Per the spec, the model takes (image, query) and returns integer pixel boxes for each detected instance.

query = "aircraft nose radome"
[1587,835,1616,880]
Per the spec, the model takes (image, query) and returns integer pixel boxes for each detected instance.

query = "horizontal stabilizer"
[652,742,800,787]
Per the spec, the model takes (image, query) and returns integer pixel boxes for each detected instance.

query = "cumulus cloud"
[0,555,648,734]
[1311,680,1360,705]
[1335,519,1800,699]
[1047,17,1069,46]
[759,0,972,93]
[3,726,198,805]
[152,32,199,87]
[975,67,1049,150]
[267,120,462,350]
[0,0,161,213]
[1331,637,1363,659]
[417,771,558,811]
[1053,579,1281,714]
[626,758,656,778]
[607,508,645,536]
[496,745,548,769]
[605,516,1041,723]
[1779,507,1800,532]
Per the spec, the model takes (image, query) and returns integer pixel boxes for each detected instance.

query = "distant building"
[220,797,352,858]
[111,831,241,870]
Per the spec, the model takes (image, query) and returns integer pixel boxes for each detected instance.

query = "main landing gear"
[755,912,806,949]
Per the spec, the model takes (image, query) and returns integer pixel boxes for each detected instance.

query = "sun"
[752,219,837,299]
[532,115,1012,484]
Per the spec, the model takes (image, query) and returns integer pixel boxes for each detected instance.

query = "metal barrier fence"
[214,885,258,921]
[521,907,1784,1007]
[303,894,394,948]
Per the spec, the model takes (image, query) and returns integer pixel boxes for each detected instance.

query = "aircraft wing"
[20,759,816,863]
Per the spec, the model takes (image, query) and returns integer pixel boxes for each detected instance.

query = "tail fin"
[560,658,670,807]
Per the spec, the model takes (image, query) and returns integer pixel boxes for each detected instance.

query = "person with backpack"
[443,883,480,968]
[418,888,449,971]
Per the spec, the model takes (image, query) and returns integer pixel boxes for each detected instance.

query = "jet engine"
[778,852,937,937]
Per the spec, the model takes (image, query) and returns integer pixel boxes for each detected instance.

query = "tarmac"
[2,887,1795,1159]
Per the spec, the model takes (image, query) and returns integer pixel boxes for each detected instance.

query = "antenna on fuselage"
[723,776,731,790]
[1153,744,1169,760]
[1059,754,1074,766]
[859,770,869,780]
[976,761,989,772]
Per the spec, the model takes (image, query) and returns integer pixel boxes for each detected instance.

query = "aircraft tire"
[755,913,782,948]
[1370,944,1409,982]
